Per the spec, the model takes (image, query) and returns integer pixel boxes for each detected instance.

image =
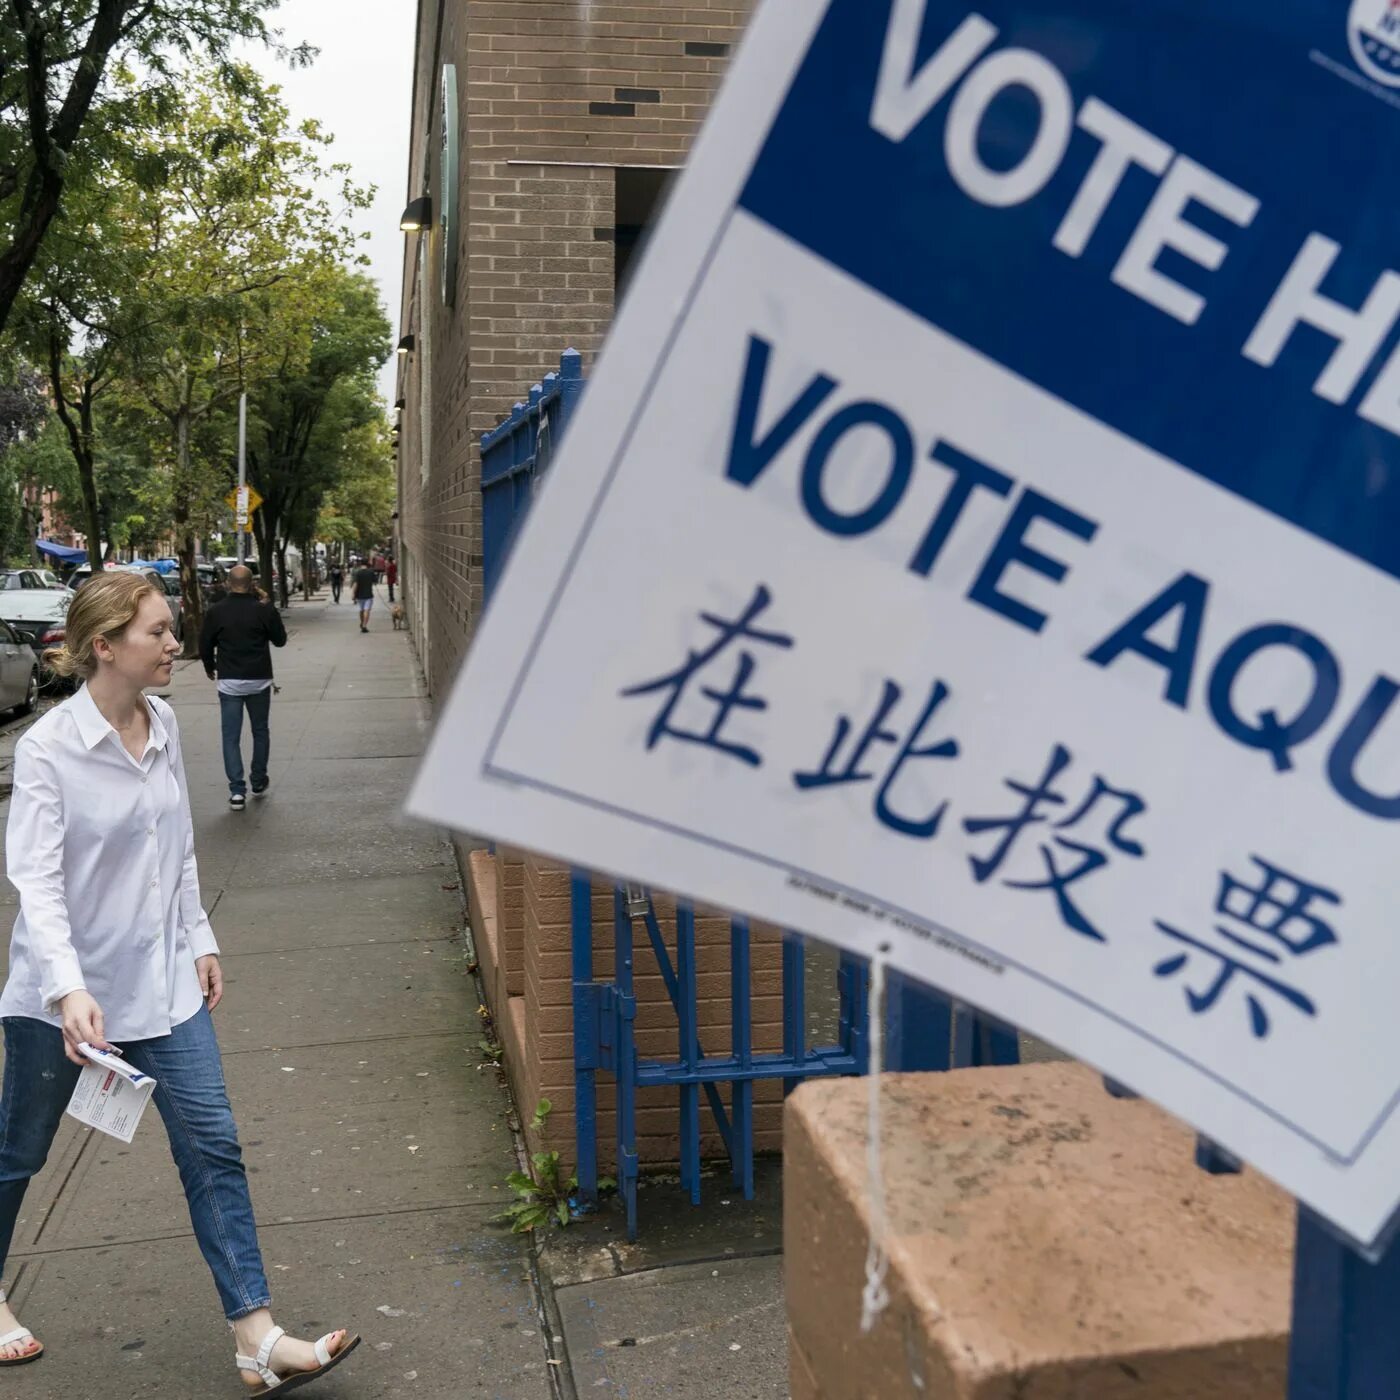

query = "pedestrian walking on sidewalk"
[199,565,286,811]
[0,572,359,1390]
[386,558,397,603]
[328,560,343,604]
[352,558,376,632]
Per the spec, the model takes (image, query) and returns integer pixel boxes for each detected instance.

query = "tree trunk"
[275,537,289,609]
[172,405,204,657]
[301,538,313,600]
[254,514,275,605]
[44,333,104,575]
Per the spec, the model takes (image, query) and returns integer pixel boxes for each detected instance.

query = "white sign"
[410,0,1400,1249]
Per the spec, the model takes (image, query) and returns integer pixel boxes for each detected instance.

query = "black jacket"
[199,592,287,680]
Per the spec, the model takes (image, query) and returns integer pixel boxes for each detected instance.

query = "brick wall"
[398,0,771,1175]
[397,0,750,700]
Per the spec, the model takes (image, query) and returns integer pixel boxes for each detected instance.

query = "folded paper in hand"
[66,1043,156,1143]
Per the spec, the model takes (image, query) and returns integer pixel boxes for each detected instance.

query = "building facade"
[396,0,776,1170]
[395,0,750,693]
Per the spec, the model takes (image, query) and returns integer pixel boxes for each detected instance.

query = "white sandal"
[0,1324,42,1367]
[0,1289,42,1367]
[235,1324,359,1396]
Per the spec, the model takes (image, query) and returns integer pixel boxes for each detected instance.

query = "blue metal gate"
[481,348,584,601]
[570,875,874,1238]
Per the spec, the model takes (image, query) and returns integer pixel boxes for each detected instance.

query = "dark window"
[684,40,730,57]
[613,166,676,301]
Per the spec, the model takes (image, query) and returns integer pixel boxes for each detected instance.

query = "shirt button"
[147,828,155,836]
[140,775,148,784]
[150,879,158,888]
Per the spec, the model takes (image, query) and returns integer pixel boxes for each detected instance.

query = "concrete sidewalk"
[0,588,560,1400]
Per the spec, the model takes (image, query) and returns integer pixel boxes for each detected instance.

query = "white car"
[0,590,71,689]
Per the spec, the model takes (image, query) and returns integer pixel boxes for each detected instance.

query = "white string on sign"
[860,941,892,1334]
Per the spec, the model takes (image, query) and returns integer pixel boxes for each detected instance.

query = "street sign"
[409,0,1400,1249]
[224,484,263,526]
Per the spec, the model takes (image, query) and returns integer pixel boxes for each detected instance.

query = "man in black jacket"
[199,565,287,810]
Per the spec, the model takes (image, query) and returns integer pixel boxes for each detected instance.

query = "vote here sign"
[409,0,1400,1248]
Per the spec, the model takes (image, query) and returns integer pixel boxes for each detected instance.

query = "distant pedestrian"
[352,559,376,633]
[386,559,397,603]
[199,565,286,811]
[0,571,358,1388]
[329,560,343,604]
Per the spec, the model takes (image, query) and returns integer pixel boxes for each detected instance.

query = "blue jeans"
[220,689,272,797]
[0,1008,271,1320]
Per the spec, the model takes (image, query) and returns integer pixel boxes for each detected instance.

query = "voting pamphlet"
[66,1044,156,1144]
[410,0,1400,1250]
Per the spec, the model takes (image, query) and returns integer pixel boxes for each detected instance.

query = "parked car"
[67,564,184,641]
[0,568,56,592]
[119,565,184,642]
[197,562,229,603]
[0,588,70,692]
[0,620,41,714]
[35,568,71,592]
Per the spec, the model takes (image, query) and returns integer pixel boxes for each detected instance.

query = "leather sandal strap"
[313,1332,341,1366]
[0,1327,34,1348]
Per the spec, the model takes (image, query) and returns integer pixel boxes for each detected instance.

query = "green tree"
[0,0,298,336]
[108,64,368,648]
[316,417,395,558]
[245,268,390,606]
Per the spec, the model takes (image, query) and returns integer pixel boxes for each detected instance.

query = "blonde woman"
[0,573,358,1395]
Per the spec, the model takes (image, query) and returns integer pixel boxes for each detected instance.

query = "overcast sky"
[241,0,417,403]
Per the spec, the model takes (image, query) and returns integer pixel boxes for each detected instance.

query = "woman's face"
[101,591,179,689]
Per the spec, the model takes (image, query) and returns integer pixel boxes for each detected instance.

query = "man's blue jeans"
[220,688,272,797]
[0,1008,271,1319]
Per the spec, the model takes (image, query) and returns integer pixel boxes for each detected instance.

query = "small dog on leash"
[391,603,405,630]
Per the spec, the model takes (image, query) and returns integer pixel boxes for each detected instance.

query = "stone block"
[785,1064,1292,1399]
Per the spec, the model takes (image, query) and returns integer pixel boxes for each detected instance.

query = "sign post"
[410,0,1400,1372]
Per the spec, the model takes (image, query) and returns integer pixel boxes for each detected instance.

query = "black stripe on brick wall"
[684,41,730,57]
[615,87,661,103]
[589,101,636,116]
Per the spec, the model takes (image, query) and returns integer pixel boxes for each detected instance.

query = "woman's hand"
[196,955,223,1012]
[58,989,108,1065]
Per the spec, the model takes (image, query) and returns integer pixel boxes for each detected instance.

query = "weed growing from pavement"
[496,1098,616,1233]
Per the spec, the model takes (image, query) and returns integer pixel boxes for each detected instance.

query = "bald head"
[228,565,254,593]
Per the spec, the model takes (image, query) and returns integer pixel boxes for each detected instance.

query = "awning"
[35,539,87,565]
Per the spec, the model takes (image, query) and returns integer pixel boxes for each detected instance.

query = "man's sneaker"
[229,793,246,810]
[251,779,269,798]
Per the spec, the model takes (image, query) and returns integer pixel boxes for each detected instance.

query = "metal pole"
[236,392,247,565]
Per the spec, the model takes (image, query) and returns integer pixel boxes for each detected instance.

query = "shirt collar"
[71,684,169,754]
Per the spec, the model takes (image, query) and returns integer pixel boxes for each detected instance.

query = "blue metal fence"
[570,877,872,1239]
[481,348,584,602]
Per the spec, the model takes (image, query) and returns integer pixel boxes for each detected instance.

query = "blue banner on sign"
[740,0,1400,580]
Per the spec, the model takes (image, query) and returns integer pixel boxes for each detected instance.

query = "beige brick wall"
[400,0,782,1178]
[397,0,749,699]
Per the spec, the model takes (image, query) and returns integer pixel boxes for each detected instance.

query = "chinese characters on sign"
[623,582,1342,1038]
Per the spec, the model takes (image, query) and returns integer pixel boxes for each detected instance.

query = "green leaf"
[504,1171,536,1196]
[555,1199,570,1227]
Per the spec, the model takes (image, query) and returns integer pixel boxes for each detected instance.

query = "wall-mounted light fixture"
[400,196,432,232]
[397,335,415,356]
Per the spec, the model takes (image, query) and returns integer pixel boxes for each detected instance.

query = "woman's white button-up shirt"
[0,686,218,1041]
